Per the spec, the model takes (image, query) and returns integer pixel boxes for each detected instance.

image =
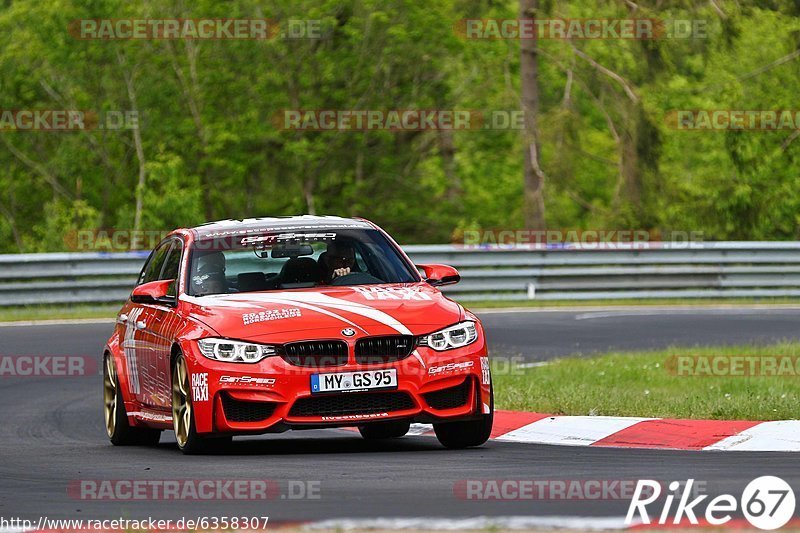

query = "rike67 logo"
[626,477,795,530]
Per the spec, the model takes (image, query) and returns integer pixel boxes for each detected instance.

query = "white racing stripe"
[411,349,426,369]
[301,293,413,335]
[704,420,800,451]
[496,416,653,446]
[245,296,368,334]
[303,515,636,530]
[228,291,414,335]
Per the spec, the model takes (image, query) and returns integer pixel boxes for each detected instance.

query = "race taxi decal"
[354,286,432,301]
[480,357,491,385]
[242,307,302,325]
[191,372,209,402]
[428,361,474,376]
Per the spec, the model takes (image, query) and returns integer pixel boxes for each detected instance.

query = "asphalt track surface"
[1,307,799,524]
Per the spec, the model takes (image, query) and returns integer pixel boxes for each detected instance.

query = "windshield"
[188,228,419,296]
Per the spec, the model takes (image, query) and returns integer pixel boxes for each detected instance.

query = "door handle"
[135,320,147,330]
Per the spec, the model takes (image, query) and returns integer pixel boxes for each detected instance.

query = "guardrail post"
[527,282,536,300]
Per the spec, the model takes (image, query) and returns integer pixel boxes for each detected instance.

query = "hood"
[181,283,464,342]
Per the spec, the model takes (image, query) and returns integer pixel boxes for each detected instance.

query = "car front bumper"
[182,337,492,435]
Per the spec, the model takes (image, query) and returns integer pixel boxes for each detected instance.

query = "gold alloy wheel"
[172,357,191,448]
[103,354,117,438]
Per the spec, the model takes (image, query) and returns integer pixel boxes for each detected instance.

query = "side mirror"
[131,279,175,305]
[418,264,460,287]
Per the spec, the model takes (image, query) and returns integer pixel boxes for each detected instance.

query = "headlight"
[418,321,478,351]
[197,338,278,363]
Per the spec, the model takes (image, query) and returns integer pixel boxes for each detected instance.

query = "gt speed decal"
[191,372,209,401]
[219,375,276,386]
[480,357,491,384]
[242,307,302,325]
[203,222,366,238]
[241,232,337,245]
[354,286,431,301]
[428,361,474,375]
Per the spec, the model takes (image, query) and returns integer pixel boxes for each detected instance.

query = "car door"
[125,241,171,406]
[137,238,186,409]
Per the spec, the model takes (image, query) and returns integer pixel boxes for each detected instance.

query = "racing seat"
[279,257,322,286]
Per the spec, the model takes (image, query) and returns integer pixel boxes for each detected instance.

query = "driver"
[191,251,227,295]
[321,241,356,283]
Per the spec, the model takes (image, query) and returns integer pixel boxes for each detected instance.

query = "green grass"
[465,297,800,309]
[0,297,796,323]
[493,342,800,420]
[0,304,118,322]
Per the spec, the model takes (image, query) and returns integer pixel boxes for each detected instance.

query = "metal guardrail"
[1,243,800,306]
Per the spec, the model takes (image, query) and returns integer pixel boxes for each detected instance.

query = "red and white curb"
[361,410,800,452]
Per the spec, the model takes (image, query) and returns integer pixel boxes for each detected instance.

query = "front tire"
[103,353,161,446]
[171,353,230,454]
[433,384,493,449]
[358,419,411,440]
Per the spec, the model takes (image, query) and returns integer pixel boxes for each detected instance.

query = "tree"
[519,0,546,230]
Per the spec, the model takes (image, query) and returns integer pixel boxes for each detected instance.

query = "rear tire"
[433,384,493,449]
[358,419,411,440]
[104,353,161,446]
[171,353,231,455]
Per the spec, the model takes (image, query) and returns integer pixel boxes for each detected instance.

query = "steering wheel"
[330,272,383,286]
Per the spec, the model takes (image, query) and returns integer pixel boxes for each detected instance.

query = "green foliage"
[26,199,101,252]
[0,0,798,252]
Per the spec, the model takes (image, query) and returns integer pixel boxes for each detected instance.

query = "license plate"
[311,369,397,394]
